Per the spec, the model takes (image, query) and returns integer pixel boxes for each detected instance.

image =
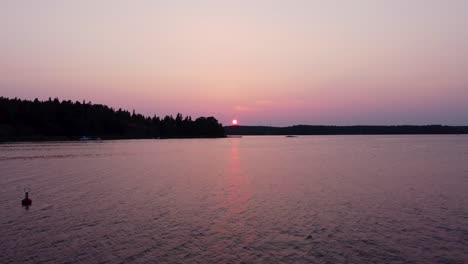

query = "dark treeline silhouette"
[225,125,468,135]
[0,97,225,141]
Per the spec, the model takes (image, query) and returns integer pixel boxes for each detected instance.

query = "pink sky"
[1,0,467,126]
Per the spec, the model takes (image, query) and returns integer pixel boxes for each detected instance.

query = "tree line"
[225,125,468,135]
[0,97,225,141]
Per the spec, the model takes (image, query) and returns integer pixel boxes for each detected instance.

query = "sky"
[1,0,467,126]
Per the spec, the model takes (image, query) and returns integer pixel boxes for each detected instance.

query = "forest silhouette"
[0,97,225,141]
[2,97,466,142]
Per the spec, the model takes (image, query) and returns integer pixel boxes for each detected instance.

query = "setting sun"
[232,119,238,125]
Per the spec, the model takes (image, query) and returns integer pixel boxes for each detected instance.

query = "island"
[225,125,468,135]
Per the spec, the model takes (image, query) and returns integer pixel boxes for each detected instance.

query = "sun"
[232,119,238,125]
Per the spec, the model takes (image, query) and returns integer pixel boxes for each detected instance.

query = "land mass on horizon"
[225,125,468,136]
[0,97,225,141]
[2,97,467,142]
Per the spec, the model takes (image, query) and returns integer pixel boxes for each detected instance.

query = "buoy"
[22,188,32,206]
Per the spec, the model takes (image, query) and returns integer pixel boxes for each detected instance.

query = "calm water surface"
[0,136,467,263]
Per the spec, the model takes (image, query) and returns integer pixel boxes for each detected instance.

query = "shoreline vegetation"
[2,97,467,142]
[225,125,468,135]
[0,97,225,142]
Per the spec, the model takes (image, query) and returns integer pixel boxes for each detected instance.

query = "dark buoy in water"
[22,188,32,206]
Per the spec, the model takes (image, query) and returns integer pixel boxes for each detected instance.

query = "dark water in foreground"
[0,136,467,264]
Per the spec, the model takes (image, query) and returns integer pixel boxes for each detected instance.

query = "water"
[0,136,467,264]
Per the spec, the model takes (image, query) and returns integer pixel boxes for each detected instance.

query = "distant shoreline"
[0,97,226,141]
[0,135,227,143]
[2,133,467,143]
[225,125,468,136]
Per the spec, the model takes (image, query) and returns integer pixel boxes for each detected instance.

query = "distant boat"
[286,135,297,138]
